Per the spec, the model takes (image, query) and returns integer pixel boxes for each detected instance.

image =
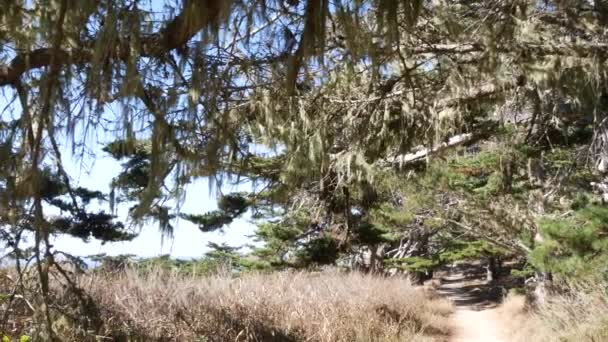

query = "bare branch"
[381,133,474,167]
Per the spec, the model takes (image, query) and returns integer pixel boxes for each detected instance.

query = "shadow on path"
[436,263,504,310]
[435,261,525,341]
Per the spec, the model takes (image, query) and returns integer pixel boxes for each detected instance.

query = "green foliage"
[181,211,234,233]
[0,335,30,342]
[387,256,441,273]
[364,203,415,243]
[254,213,310,249]
[511,263,536,279]
[439,240,506,263]
[352,222,395,245]
[51,211,135,243]
[89,253,137,270]
[427,151,503,194]
[530,205,608,279]
[104,139,152,203]
[94,242,251,276]
[12,168,137,243]
[477,172,504,197]
[570,193,590,211]
[237,154,286,182]
[104,138,181,237]
[295,235,340,266]
[248,208,346,268]
[251,211,314,267]
[543,148,597,187]
[181,193,251,232]
[138,255,232,276]
[388,239,507,274]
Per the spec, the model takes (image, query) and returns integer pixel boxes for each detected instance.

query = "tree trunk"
[526,232,553,308]
[486,257,498,282]
[527,271,553,308]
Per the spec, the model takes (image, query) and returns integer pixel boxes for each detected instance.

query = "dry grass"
[62,268,453,341]
[498,283,608,342]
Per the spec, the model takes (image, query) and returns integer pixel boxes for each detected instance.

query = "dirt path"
[449,307,504,342]
[437,266,507,342]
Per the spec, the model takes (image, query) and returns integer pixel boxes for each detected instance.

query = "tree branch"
[381,133,474,167]
[0,0,231,86]
[411,42,608,59]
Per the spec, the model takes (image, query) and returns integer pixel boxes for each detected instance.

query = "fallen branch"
[381,133,474,167]
[411,42,608,59]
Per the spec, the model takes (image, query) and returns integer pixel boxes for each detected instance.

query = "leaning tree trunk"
[525,229,554,308]
[386,229,432,284]
[591,114,608,202]
[485,256,500,283]
[367,245,377,274]
[526,186,553,307]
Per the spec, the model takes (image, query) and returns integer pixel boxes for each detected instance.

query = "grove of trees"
[1,0,608,339]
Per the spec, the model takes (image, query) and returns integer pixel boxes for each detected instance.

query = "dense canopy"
[1,0,608,339]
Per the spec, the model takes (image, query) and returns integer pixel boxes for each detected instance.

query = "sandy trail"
[450,308,504,342]
[437,269,506,342]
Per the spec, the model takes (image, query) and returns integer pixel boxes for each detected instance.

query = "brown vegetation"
[49,268,453,341]
[497,283,608,342]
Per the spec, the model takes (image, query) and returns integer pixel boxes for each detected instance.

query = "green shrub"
[530,205,608,280]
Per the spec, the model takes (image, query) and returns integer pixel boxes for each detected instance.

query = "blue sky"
[0,118,259,258]
[0,91,258,260]
[51,150,257,258]
[0,0,270,259]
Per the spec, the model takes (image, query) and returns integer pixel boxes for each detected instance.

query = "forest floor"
[436,262,517,342]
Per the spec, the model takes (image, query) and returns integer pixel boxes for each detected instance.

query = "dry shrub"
[499,282,608,342]
[68,268,452,341]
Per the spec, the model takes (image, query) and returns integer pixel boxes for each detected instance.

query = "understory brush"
[499,281,608,342]
[70,268,452,341]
